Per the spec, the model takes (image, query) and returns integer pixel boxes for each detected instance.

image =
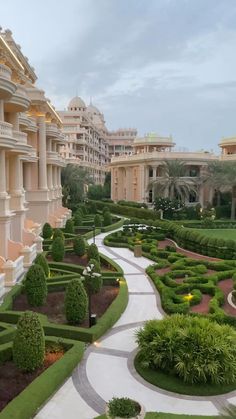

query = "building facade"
[110,133,222,205]
[107,128,137,158]
[58,98,109,185]
[0,29,70,294]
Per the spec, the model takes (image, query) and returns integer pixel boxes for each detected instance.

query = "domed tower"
[68,96,86,112]
[219,136,236,160]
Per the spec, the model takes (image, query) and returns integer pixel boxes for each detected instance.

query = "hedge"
[89,200,160,221]
[0,337,84,419]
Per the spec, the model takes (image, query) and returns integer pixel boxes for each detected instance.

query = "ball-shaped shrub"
[13,311,45,372]
[136,314,236,385]
[107,397,141,419]
[51,237,65,262]
[84,258,102,294]
[87,243,100,263]
[65,219,74,234]
[24,264,47,306]
[34,253,49,277]
[94,214,102,227]
[53,228,65,242]
[42,222,53,239]
[65,278,88,324]
[103,211,112,226]
[73,235,86,256]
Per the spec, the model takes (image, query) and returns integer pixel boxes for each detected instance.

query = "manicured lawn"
[95,414,218,418]
[195,228,236,241]
[134,352,236,396]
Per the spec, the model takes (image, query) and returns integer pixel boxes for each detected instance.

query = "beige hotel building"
[0,29,71,295]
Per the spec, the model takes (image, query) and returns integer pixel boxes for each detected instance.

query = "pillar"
[9,155,22,195]
[38,116,48,190]
[126,167,132,200]
[0,150,7,198]
[0,100,4,121]
[8,113,19,131]
[23,163,32,191]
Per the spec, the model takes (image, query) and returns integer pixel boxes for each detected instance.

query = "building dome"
[87,104,101,115]
[68,96,86,111]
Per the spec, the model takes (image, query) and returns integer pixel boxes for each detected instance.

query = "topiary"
[65,278,88,324]
[42,222,53,239]
[34,253,49,277]
[74,212,83,226]
[107,397,141,418]
[103,211,112,226]
[65,219,74,234]
[53,228,65,242]
[83,259,103,294]
[87,243,100,263]
[94,214,102,227]
[24,264,47,306]
[51,237,65,262]
[13,311,45,372]
[73,235,86,256]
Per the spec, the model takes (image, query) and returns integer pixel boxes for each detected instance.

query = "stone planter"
[105,401,146,419]
[134,245,142,258]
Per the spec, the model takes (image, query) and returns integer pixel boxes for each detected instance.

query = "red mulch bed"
[47,253,115,272]
[12,286,119,327]
[175,278,184,284]
[0,351,63,412]
[155,267,171,275]
[205,269,217,276]
[190,294,212,314]
[218,279,236,316]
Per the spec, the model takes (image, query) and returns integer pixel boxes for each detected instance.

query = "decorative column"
[23,163,32,191]
[0,149,11,258]
[152,165,157,202]
[125,167,132,201]
[38,116,48,190]
[9,154,25,242]
[0,100,4,121]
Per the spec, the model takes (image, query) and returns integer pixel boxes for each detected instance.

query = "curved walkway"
[36,230,236,419]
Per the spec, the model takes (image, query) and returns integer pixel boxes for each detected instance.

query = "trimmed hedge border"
[0,337,84,419]
[89,200,160,221]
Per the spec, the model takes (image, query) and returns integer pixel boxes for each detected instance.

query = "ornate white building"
[0,28,70,294]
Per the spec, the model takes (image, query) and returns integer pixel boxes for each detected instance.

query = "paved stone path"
[36,230,236,419]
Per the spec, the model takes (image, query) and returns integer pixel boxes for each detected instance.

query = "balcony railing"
[0,121,13,138]
[0,63,12,80]
[13,130,28,145]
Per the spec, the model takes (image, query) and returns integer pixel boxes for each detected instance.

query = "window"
[149,168,153,177]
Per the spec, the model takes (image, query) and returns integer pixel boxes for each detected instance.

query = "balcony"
[5,84,30,112]
[0,63,16,99]
[0,121,16,148]
[46,123,64,143]
[13,130,28,145]
[47,151,66,166]
[220,154,236,161]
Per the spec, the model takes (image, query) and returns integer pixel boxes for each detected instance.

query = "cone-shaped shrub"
[74,212,83,226]
[65,278,88,324]
[13,311,45,372]
[65,219,74,234]
[87,243,100,263]
[25,264,47,306]
[51,237,65,261]
[103,211,112,226]
[73,235,86,256]
[53,228,65,242]
[34,253,49,277]
[94,214,102,227]
[42,222,53,239]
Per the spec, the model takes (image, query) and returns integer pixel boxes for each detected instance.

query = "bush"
[73,235,86,256]
[107,397,141,418]
[42,222,53,239]
[103,211,112,226]
[65,278,88,324]
[24,264,47,306]
[53,228,65,243]
[13,311,45,372]
[87,243,100,263]
[51,237,65,262]
[136,315,236,385]
[65,219,74,234]
[84,259,102,293]
[34,253,49,277]
[94,214,102,227]
[74,212,83,226]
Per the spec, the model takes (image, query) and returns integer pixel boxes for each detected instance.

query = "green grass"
[195,228,236,241]
[95,413,218,419]
[134,352,236,396]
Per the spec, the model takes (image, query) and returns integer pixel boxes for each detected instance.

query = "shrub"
[84,258,102,293]
[94,214,102,227]
[51,237,65,262]
[53,228,65,242]
[24,264,47,306]
[87,243,100,263]
[13,311,45,372]
[136,315,236,385]
[42,222,53,239]
[107,397,141,418]
[65,219,74,234]
[34,253,49,277]
[74,212,83,226]
[65,278,88,324]
[103,211,112,226]
[73,235,86,256]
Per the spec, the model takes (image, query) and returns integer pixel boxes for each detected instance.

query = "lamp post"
[93,224,96,244]
[83,263,101,327]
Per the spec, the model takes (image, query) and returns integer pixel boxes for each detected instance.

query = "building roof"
[68,96,86,109]
[87,104,101,115]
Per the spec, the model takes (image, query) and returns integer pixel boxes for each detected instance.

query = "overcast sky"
[1,0,236,152]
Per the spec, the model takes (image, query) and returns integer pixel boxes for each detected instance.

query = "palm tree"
[150,160,198,203]
[203,161,228,206]
[61,164,93,206]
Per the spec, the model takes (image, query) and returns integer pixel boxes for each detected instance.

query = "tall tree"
[61,164,92,206]
[150,160,198,202]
